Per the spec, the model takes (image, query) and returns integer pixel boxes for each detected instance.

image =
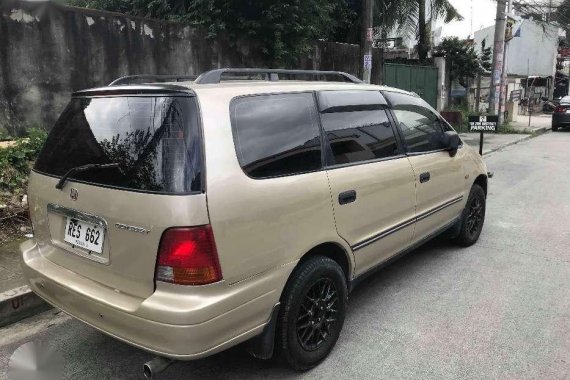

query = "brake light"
[554,106,566,113]
[155,226,222,285]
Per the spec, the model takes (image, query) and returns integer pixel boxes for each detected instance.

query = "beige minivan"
[21,68,488,375]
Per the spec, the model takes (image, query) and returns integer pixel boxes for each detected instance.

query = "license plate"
[64,217,105,254]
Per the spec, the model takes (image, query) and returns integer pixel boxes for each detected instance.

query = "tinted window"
[384,91,446,153]
[231,93,322,178]
[321,109,399,165]
[35,96,202,193]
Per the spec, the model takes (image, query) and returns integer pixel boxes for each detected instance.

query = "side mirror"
[443,131,460,157]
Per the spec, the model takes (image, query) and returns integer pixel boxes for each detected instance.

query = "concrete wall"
[0,0,370,136]
[474,20,559,78]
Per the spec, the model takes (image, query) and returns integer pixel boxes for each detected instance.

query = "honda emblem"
[69,188,79,201]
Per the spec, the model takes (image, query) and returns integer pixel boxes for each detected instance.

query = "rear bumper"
[20,239,293,359]
[552,113,570,126]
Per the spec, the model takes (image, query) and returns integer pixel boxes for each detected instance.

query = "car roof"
[73,80,416,99]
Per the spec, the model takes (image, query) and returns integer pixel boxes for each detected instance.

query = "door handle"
[419,172,431,183]
[338,190,357,205]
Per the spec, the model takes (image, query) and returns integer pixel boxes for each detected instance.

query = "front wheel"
[453,184,486,247]
[276,256,347,370]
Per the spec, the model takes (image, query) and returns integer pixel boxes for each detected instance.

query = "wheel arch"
[247,241,353,360]
[474,174,488,196]
[296,241,353,284]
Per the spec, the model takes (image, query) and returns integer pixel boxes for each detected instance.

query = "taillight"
[554,106,566,113]
[155,226,222,285]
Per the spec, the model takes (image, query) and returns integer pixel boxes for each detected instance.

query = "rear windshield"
[34,96,203,194]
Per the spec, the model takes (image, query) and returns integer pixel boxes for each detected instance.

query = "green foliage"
[480,39,492,73]
[0,129,48,194]
[373,0,462,60]
[433,37,480,88]
[66,0,355,66]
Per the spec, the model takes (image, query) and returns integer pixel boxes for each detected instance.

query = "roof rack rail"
[194,68,362,84]
[109,75,197,86]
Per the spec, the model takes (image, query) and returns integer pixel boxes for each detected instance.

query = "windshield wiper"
[55,163,120,190]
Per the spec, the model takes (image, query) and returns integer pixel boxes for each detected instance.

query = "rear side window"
[318,90,398,166]
[230,93,322,178]
[321,110,399,165]
[34,96,203,194]
[383,91,447,153]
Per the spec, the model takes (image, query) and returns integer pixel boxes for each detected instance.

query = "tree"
[556,0,570,45]
[375,0,463,61]
[433,37,481,88]
[66,0,356,66]
[480,39,492,73]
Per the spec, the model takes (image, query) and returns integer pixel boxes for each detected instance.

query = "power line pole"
[361,0,373,83]
[489,0,507,117]
[498,0,512,124]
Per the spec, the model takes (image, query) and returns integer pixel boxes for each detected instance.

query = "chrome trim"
[415,196,464,222]
[351,195,464,251]
[46,204,110,265]
[352,218,416,251]
[47,204,108,229]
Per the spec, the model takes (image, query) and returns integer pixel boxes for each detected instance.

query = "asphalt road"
[1,132,570,380]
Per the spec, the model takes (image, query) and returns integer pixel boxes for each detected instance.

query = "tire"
[552,125,559,132]
[276,256,347,370]
[453,184,486,247]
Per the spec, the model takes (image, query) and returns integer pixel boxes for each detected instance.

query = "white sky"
[438,0,498,39]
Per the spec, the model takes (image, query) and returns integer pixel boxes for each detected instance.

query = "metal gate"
[383,63,438,108]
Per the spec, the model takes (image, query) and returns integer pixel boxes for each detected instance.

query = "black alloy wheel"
[296,278,339,351]
[466,196,484,236]
[277,256,347,370]
[454,184,486,247]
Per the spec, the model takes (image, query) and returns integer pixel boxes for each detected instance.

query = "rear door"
[29,90,207,299]
[384,91,465,243]
[319,90,417,276]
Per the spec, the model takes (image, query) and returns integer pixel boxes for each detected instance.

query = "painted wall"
[0,0,373,136]
[474,20,559,78]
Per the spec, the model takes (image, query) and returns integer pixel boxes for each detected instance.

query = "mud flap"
[246,303,280,360]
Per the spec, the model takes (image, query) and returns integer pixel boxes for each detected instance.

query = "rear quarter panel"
[198,90,348,285]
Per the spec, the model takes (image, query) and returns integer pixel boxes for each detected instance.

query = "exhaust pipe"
[143,356,174,378]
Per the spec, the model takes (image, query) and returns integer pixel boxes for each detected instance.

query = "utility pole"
[498,0,512,124]
[361,0,373,83]
[488,0,507,116]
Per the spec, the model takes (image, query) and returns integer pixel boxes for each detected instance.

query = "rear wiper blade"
[55,163,120,190]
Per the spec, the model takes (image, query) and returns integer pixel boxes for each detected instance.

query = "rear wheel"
[453,184,486,247]
[277,256,347,370]
[552,125,559,131]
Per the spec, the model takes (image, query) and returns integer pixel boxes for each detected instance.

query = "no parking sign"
[468,115,498,155]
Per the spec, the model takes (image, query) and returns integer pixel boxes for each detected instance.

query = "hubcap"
[466,196,483,235]
[296,278,339,351]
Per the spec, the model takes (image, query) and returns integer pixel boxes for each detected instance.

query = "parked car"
[20,68,489,375]
[552,96,570,131]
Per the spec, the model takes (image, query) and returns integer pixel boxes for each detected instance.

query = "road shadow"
[38,234,462,379]
[154,235,460,379]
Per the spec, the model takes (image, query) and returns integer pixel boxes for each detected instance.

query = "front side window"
[384,91,447,153]
[230,93,322,178]
[321,109,399,165]
[35,96,203,193]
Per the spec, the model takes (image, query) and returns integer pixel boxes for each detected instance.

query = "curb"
[0,285,52,328]
[482,126,550,156]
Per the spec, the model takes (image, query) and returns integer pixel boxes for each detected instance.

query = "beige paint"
[21,81,487,360]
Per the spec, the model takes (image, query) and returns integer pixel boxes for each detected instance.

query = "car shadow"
[56,235,461,379]
[155,236,459,378]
